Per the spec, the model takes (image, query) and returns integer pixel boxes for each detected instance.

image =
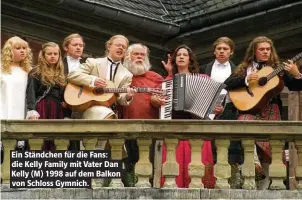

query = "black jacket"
[62,56,87,117]
[26,71,64,111]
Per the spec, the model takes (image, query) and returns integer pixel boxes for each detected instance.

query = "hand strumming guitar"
[247,72,259,82]
[94,78,107,87]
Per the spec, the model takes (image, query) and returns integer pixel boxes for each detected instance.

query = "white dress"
[1,66,28,119]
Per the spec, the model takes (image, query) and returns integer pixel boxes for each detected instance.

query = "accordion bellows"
[173,73,226,119]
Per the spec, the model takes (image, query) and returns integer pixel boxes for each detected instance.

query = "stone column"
[215,139,231,188]
[188,139,204,188]
[108,139,125,187]
[83,138,98,150]
[241,140,256,189]
[28,139,43,150]
[162,138,179,188]
[1,140,16,184]
[295,140,302,189]
[269,140,286,190]
[82,138,98,188]
[54,139,69,150]
[135,139,152,187]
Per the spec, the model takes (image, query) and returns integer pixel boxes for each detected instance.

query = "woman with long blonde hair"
[1,36,33,151]
[26,42,66,150]
[1,36,32,119]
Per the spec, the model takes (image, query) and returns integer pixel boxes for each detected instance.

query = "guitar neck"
[95,88,151,93]
[267,52,302,81]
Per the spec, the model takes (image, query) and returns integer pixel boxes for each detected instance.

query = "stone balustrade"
[1,119,302,190]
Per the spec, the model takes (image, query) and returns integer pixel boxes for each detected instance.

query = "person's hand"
[247,72,258,82]
[94,78,107,87]
[126,88,137,101]
[214,105,224,115]
[150,95,166,108]
[161,54,172,75]
[284,60,301,78]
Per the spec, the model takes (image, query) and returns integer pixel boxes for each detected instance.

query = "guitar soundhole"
[258,77,267,87]
[93,88,104,95]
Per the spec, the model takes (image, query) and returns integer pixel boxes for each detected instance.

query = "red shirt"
[122,71,164,119]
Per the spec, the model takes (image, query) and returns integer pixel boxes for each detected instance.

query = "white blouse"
[1,66,28,119]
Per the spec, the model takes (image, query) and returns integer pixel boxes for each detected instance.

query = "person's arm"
[283,71,302,91]
[283,61,302,91]
[117,73,134,106]
[67,58,99,87]
[25,74,40,119]
[224,74,246,90]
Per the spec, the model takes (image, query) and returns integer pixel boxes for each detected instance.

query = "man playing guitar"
[67,34,136,119]
[225,36,302,189]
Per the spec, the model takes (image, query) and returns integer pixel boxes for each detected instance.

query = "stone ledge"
[1,186,302,199]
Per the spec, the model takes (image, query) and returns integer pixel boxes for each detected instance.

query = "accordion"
[172,73,226,119]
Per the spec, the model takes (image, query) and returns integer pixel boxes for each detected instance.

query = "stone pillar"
[82,138,98,188]
[269,140,286,189]
[162,138,179,188]
[242,140,256,189]
[28,139,43,150]
[295,141,302,189]
[188,139,204,188]
[82,138,98,151]
[54,139,69,150]
[135,139,152,187]
[108,139,125,187]
[215,139,231,189]
[1,140,16,184]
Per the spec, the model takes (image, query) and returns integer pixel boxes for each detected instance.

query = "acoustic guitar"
[64,81,165,112]
[229,52,302,114]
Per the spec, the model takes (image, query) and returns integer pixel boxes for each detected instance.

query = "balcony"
[1,119,302,199]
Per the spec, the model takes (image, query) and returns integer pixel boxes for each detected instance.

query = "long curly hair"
[171,45,199,75]
[31,42,66,87]
[234,36,280,77]
[1,36,33,74]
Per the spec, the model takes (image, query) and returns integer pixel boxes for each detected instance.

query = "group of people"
[1,33,302,189]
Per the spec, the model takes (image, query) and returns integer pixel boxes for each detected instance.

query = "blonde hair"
[1,36,33,74]
[62,33,84,49]
[31,42,66,87]
[105,35,129,56]
[123,43,151,70]
[234,36,280,77]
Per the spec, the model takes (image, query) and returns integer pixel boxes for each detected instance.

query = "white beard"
[126,61,148,76]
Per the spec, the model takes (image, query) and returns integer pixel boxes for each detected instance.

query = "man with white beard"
[121,43,168,186]
[122,43,167,119]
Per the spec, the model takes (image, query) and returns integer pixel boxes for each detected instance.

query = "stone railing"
[1,120,302,191]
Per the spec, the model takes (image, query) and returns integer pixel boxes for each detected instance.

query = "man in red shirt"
[122,43,166,119]
[121,43,167,186]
